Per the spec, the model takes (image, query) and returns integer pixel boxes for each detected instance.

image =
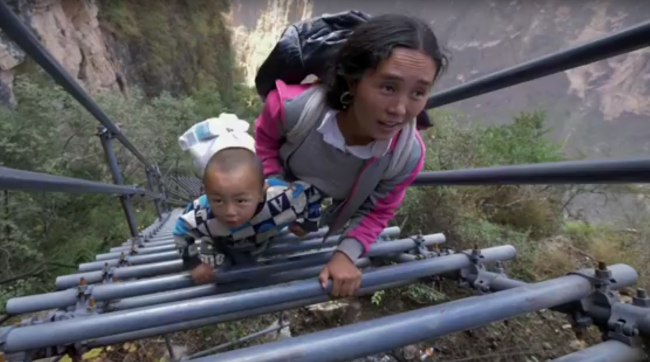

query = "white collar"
[316,110,391,159]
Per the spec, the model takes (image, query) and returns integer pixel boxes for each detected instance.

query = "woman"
[254,14,448,297]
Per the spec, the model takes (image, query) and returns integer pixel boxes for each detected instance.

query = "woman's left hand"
[318,251,362,298]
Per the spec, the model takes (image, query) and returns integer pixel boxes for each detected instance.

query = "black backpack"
[254,10,372,99]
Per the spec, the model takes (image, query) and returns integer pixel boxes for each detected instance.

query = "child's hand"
[190,263,215,284]
[318,251,361,298]
[288,222,308,237]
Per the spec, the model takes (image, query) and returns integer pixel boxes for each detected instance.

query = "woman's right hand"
[319,251,362,298]
[191,263,215,284]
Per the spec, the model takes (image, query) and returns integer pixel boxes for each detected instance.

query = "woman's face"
[349,48,437,141]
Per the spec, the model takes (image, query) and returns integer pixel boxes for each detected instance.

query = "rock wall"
[3,0,649,222]
[229,0,650,223]
[229,0,650,159]
[4,0,648,157]
[0,0,123,107]
[0,0,236,106]
[227,0,313,86]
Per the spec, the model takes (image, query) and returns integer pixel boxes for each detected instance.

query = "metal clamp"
[458,246,483,275]
[460,245,485,265]
[604,288,650,347]
[407,233,449,260]
[565,262,621,340]
[477,262,510,294]
[100,263,120,284]
[117,252,131,267]
[99,253,130,284]
[95,126,113,139]
[73,278,101,313]
[125,244,139,256]
[410,233,430,257]
[17,308,93,327]
[422,243,453,260]
[493,261,506,275]
[567,262,616,290]
[458,246,490,294]
[567,262,620,309]
[632,288,650,308]
[130,234,146,247]
[139,231,149,243]
[567,308,594,341]
[74,291,98,313]
[461,265,490,294]
[2,308,99,362]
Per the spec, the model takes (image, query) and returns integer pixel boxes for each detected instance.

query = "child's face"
[204,166,264,228]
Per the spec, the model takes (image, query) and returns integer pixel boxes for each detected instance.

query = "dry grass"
[531,238,579,279]
[560,220,650,290]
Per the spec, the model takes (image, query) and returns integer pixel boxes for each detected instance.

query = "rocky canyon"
[2,0,649,162]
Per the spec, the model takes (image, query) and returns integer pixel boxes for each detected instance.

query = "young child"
[173,116,322,284]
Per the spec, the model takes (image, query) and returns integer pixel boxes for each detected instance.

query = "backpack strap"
[281,83,327,145]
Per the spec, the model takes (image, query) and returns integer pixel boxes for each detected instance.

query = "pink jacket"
[254,80,425,258]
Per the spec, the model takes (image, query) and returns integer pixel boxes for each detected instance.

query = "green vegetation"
[97,0,260,120]
[399,110,564,240]
[387,109,650,304]
[2,3,648,359]
[1,0,265,315]
[0,69,260,311]
[363,111,648,362]
[3,69,646,317]
[396,110,567,281]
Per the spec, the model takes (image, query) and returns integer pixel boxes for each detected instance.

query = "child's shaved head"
[203,148,264,187]
[202,148,265,228]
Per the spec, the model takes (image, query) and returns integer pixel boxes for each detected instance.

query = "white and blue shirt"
[173,178,322,268]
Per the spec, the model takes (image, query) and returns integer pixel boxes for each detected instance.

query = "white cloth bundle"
[178,113,255,177]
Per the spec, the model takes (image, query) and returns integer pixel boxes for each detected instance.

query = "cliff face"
[228,0,313,86]
[97,0,236,100]
[0,0,236,107]
[229,0,650,160]
[0,0,123,107]
[3,0,648,159]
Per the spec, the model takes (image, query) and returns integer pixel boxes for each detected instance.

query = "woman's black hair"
[324,14,449,116]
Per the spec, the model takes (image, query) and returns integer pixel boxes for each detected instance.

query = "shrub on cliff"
[0,74,259,310]
[399,110,565,239]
